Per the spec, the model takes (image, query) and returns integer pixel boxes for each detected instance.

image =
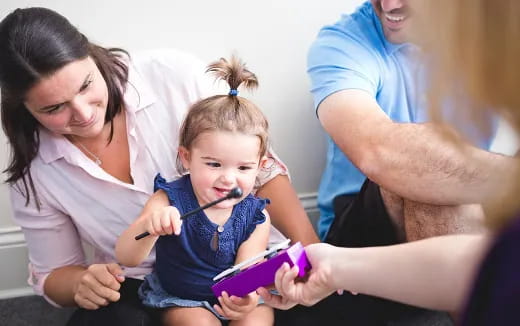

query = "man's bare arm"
[319,89,518,205]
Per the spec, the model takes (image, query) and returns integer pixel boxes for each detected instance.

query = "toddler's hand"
[145,206,182,236]
[213,291,258,320]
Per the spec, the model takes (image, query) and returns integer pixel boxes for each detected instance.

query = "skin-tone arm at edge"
[331,234,489,312]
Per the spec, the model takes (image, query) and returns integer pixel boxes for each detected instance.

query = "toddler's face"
[179,130,265,209]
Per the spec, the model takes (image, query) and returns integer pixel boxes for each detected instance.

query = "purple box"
[211,242,311,298]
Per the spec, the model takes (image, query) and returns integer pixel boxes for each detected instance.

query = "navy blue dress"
[139,174,269,317]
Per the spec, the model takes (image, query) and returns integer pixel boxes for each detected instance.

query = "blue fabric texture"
[141,174,268,308]
[307,1,496,239]
[139,272,227,320]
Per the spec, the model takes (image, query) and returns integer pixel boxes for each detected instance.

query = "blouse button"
[217,225,224,233]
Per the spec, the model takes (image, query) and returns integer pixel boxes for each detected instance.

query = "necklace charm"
[73,136,103,166]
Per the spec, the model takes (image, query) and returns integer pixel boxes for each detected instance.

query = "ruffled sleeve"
[153,173,168,193]
[244,197,270,236]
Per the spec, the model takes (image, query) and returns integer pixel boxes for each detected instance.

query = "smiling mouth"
[214,187,232,197]
[384,13,406,22]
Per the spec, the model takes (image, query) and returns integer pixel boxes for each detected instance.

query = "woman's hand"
[213,291,259,320]
[73,263,125,310]
[144,206,182,236]
[259,243,339,309]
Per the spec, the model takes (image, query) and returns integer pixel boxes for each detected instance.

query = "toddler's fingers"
[160,213,173,235]
[169,209,182,235]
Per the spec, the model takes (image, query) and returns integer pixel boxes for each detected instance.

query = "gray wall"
[0,0,364,297]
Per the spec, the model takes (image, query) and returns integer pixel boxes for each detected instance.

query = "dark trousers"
[275,179,426,326]
[66,278,161,326]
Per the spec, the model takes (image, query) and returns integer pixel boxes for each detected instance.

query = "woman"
[261,0,520,324]
[0,7,318,325]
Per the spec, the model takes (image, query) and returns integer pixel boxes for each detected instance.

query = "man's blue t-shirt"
[308,1,495,239]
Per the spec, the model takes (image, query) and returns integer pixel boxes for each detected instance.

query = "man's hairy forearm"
[319,90,518,206]
[362,121,517,205]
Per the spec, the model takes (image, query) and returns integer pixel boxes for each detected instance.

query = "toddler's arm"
[214,210,271,319]
[115,190,181,267]
[234,209,271,267]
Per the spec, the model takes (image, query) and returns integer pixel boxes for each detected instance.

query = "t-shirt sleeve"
[307,22,381,112]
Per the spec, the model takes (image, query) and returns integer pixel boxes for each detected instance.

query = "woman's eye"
[45,104,64,114]
[80,79,93,92]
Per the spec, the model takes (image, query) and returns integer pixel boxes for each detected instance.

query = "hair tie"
[229,89,239,96]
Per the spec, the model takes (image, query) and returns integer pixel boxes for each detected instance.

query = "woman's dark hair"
[0,7,129,207]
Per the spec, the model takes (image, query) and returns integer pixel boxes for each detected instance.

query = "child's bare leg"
[162,307,221,326]
[229,305,274,326]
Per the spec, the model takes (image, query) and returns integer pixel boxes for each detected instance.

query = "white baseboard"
[0,226,31,300]
[0,226,25,248]
[0,192,318,300]
[299,192,318,211]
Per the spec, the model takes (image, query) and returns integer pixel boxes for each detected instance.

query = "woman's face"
[24,56,109,139]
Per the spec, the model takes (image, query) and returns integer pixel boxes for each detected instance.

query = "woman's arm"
[115,190,176,267]
[265,234,490,312]
[256,175,319,246]
[10,185,124,309]
[45,263,124,309]
[335,234,489,311]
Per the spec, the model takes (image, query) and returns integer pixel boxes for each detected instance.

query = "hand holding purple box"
[211,242,311,298]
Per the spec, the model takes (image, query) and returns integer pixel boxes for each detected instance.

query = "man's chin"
[384,29,409,44]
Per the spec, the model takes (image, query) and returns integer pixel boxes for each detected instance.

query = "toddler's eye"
[206,162,221,168]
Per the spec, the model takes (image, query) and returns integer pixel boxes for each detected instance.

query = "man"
[273,1,516,324]
[312,0,509,246]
